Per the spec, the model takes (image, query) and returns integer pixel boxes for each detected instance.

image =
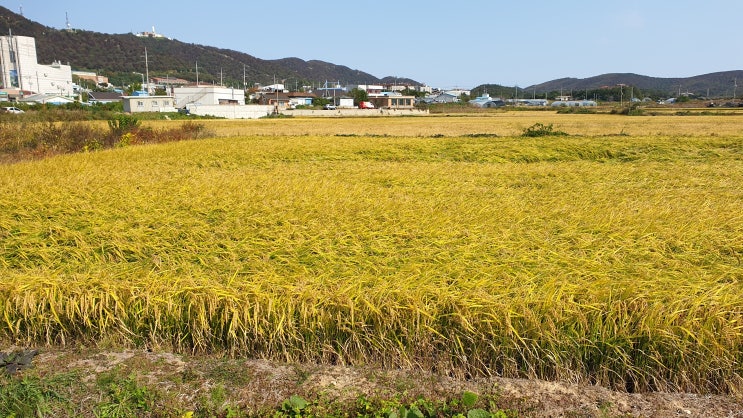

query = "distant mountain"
[526,72,742,98]
[0,6,404,88]
[3,6,739,95]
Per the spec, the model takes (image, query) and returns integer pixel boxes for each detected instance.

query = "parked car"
[323,104,336,110]
[0,106,24,114]
[358,101,375,109]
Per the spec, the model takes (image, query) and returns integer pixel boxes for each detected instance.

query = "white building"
[444,88,471,97]
[346,84,384,94]
[0,35,73,97]
[18,93,76,105]
[174,85,274,119]
[173,85,245,107]
[122,95,177,113]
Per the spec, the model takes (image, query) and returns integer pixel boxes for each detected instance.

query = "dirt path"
[13,347,743,417]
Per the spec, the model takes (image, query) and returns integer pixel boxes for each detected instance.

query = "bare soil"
[13,346,742,417]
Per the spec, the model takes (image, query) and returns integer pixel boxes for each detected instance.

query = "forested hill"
[0,6,387,87]
[532,72,743,98]
[472,71,743,99]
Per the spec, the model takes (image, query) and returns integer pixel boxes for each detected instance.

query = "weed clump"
[0,116,207,163]
[521,122,568,137]
[610,104,645,116]
[556,106,597,114]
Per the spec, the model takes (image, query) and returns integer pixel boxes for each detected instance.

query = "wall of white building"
[122,96,177,113]
[174,86,245,107]
[185,104,273,119]
[0,36,73,95]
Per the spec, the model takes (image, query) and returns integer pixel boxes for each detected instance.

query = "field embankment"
[1,113,743,414]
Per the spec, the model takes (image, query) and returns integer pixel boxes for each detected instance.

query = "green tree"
[400,88,425,98]
[313,97,332,107]
[350,88,368,105]
[125,82,142,96]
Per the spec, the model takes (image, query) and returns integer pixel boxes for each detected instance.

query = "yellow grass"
[142,112,743,137]
[2,113,743,393]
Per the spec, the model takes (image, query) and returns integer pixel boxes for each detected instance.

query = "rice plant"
[1,116,742,394]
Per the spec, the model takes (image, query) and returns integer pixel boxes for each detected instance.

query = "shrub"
[521,122,568,137]
[107,114,141,136]
[556,106,597,114]
[0,118,207,163]
[610,104,644,116]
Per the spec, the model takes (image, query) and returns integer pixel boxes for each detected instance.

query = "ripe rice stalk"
[1,117,743,393]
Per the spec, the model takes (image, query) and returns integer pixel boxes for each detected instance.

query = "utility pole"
[144,47,149,94]
[734,78,738,100]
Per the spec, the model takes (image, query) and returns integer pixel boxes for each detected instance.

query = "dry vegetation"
[145,111,743,137]
[1,113,743,415]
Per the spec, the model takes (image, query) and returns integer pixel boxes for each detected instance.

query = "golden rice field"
[1,113,743,394]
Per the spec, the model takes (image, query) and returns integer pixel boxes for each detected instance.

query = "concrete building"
[174,85,277,119]
[338,97,355,108]
[73,71,109,87]
[470,93,498,107]
[88,91,123,104]
[18,92,75,105]
[153,76,189,94]
[0,35,74,98]
[287,91,316,108]
[550,100,597,107]
[347,84,384,94]
[426,92,459,103]
[368,92,416,109]
[445,88,471,97]
[122,95,177,113]
[174,85,245,107]
[186,103,273,119]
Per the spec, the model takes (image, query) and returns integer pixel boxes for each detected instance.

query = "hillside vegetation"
[0,6,383,87]
[1,115,742,403]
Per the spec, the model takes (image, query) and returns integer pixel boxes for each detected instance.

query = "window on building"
[152,101,158,106]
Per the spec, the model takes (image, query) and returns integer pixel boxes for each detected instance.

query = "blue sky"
[3,1,741,89]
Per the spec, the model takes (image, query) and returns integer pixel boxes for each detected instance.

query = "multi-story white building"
[0,35,73,97]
